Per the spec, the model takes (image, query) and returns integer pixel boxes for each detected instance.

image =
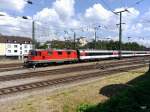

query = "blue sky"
[0,0,150,46]
[3,0,149,16]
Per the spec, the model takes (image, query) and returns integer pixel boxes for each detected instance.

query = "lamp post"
[22,16,35,50]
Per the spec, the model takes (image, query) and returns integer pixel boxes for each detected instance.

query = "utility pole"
[22,16,35,50]
[73,31,76,50]
[115,9,128,59]
[94,29,97,49]
[94,26,101,49]
[32,21,35,49]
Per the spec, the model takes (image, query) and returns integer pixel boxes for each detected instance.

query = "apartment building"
[0,35,32,59]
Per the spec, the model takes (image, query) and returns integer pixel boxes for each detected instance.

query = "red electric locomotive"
[25,49,78,66]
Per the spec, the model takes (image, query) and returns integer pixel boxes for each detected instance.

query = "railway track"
[0,63,22,68]
[0,58,148,96]
[0,56,148,73]
[0,67,24,72]
[0,63,23,72]
[0,57,148,82]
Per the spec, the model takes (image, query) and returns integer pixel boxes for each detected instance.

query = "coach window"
[87,52,113,56]
[58,51,62,55]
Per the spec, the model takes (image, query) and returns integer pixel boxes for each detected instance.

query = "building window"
[7,40,11,43]
[14,45,18,48]
[8,50,11,53]
[14,50,17,53]
[13,40,17,43]
[24,50,28,53]
[7,44,11,48]
[24,45,28,48]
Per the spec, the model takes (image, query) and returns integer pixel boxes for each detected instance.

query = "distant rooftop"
[0,35,32,44]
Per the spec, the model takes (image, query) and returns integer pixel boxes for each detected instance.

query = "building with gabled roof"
[0,35,32,59]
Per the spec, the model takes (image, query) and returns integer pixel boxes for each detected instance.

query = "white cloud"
[0,1,150,46]
[0,12,32,37]
[84,3,115,25]
[130,23,143,34]
[0,0,27,12]
[142,8,150,20]
[53,0,75,21]
[34,8,62,26]
[34,0,78,28]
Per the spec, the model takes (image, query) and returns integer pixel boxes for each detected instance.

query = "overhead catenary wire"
[129,0,145,7]
[100,0,117,15]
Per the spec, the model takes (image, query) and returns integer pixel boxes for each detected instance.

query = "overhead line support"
[115,9,129,59]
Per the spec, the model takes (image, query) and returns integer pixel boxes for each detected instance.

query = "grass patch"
[77,70,150,112]
[0,68,147,112]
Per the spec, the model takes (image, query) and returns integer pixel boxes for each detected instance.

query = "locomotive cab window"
[37,52,41,56]
[48,51,53,55]
[67,51,71,55]
[58,51,62,55]
[30,51,37,56]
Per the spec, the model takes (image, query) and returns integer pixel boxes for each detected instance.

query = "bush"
[76,103,95,112]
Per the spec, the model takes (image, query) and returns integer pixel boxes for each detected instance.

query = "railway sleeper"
[1,89,12,93]
[18,86,27,90]
[30,84,38,88]
[36,83,44,87]
[42,82,49,86]
[11,87,19,92]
